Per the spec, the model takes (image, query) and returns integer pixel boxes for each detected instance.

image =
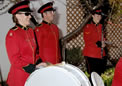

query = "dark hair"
[41,11,48,18]
[12,14,18,23]
[41,11,49,18]
[41,13,44,18]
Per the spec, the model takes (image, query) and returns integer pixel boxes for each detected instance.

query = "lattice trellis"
[66,0,86,71]
[105,16,122,62]
[66,0,121,69]
[66,0,85,50]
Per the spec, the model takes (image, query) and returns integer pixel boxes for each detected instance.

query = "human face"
[92,14,102,24]
[43,11,55,23]
[15,12,31,27]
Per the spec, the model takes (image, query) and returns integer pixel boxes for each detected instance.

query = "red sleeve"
[53,25,61,62]
[6,30,29,68]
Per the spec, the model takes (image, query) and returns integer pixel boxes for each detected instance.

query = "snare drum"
[25,63,91,86]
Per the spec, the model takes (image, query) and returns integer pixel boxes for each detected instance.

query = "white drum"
[91,72,105,86]
[25,62,91,86]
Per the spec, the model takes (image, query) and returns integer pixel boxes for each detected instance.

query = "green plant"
[84,71,90,78]
[65,47,84,66]
[84,67,115,86]
[101,67,115,86]
[108,0,122,22]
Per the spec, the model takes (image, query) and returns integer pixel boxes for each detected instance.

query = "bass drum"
[25,63,91,86]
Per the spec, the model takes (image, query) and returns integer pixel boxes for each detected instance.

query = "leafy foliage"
[79,0,121,22]
[108,0,122,22]
[65,47,84,66]
[84,71,90,78]
[85,67,115,86]
[101,67,115,86]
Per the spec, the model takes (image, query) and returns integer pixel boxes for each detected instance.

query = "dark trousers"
[85,56,107,75]
[85,56,107,86]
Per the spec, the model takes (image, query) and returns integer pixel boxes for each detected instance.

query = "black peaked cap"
[38,2,55,13]
[8,1,32,14]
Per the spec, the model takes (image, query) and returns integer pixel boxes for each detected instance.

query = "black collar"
[42,20,52,25]
[16,23,29,30]
[92,20,100,26]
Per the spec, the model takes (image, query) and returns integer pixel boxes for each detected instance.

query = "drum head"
[25,64,91,86]
[91,72,104,86]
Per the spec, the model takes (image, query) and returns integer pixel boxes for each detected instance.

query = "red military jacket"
[112,57,122,86]
[35,21,61,64]
[83,22,105,58]
[6,24,39,86]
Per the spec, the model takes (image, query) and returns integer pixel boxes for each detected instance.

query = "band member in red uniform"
[6,1,46,86]
[112,57,122,86]
[83,8,107,75]
[35,2,61,64]
[112,42,122,86]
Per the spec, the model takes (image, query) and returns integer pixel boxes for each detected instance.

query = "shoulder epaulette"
[36,23,42,27]
[27,26,32,29]
[10,26,18,30]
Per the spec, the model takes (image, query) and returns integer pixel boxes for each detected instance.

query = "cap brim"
[95,12,102,15]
